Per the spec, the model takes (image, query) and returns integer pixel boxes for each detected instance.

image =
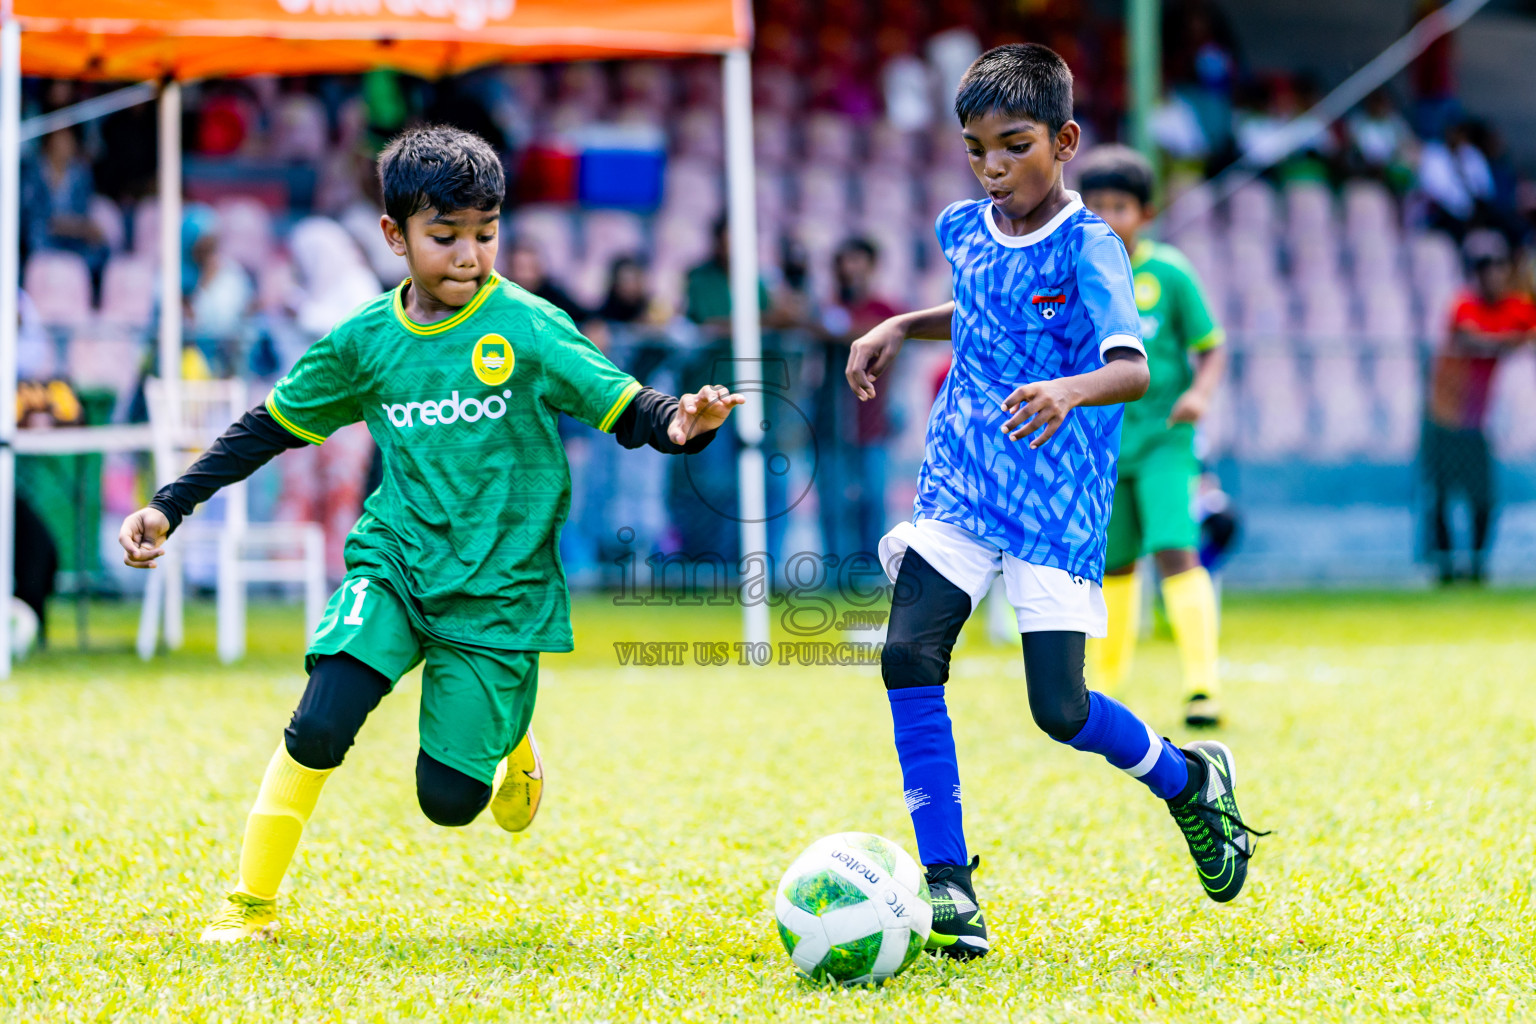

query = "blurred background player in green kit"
[1079,145,1229,729]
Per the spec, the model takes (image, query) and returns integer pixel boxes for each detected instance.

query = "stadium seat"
[1290,232,1340,289]
[214,196,276,274]
[803,112,857,168]
[1343,179,1396,238]
[662,158,723,219]
[130,197,160,259]
[1284,181,1334,240]
[23,250,92,330]
[754,111,792,167]
[652,212,712,275]
[1489,348,1536,458]
[64,330,140,394]
[88,194,125,253]
[509,205,580,280]
[271,93,329,163]
[867,122,922,171]
[1235,279,1293,336]
[617,60,672,112]
[138,377,326,664]
[1374,354,1424,462]
[1297,278,1351,343]
[672,105,724,163]
[98,255,156,329]
[1228,181,1277,235]
[1312,352,1375,461]
[859,166,919,221]
[1243,347,1308,459]
[1360,284,1415,351]
[796,166,852,220]
[582,209,646,267]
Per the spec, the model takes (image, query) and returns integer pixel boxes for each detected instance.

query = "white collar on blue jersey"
[984,189,1085,248]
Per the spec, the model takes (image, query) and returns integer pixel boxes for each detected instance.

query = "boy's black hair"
[378,124,505,226]
[1075,144,1155,206]
[954,43,1074,134]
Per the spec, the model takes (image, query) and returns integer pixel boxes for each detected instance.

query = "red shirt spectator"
[1429,291,1536,430]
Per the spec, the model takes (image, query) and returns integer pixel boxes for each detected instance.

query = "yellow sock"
[1161,565,1220,701]
[1088,568,1141,697]
[235,744,333,901]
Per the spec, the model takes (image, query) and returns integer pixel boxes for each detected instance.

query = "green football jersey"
[1120,240,1224,466]
[266,272,641,652]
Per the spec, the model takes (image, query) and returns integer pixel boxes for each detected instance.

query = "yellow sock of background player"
[1161,565,1220,702]
[1088,567,1141,697]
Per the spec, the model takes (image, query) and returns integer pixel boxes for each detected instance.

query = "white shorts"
[879,518,1108,637]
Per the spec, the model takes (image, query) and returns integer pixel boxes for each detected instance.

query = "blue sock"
[1065,691,1189,800]
[887,685,967,866]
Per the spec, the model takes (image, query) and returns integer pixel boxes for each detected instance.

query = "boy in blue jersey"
[846,44,1265,959]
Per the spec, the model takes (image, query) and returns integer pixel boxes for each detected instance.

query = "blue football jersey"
[912,193,1143,583]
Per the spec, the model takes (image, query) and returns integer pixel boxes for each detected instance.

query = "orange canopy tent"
[12,0,749,78]
[0,0,770,673]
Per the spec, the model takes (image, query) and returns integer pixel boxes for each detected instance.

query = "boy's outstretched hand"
[119,506,171,569]
[1001,379,1081,449]
[668,384,747,446]
[846,320,906,401]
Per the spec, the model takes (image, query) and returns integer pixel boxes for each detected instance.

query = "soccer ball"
[774,832,932,985]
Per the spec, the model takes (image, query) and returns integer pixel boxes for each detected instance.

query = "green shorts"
[1106,432,1201,571]
[307,575,538,785]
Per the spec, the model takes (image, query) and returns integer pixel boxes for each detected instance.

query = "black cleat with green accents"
[924,855,989,960]
[1167,740,1269,903]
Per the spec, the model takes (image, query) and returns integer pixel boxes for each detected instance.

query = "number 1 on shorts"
[343,578,370,625]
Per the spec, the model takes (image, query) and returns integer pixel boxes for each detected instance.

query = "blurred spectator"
[1418,122,1495,241]
[1163,0,1241,155]
[882,53,934,131]
[816,237,899,559]
[597,254,656,325]
[684,216,770,331]
[1345,88,1416,192]
[1421,231,1536,584]
[22,129,108,288]
[1408,0,1459,138]
[186,217,256,373]
[506,238,587,322]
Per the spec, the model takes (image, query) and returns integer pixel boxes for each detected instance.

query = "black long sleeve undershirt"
[150,387,717,535]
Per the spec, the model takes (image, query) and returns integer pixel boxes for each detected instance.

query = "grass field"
[3,588,1535,1022]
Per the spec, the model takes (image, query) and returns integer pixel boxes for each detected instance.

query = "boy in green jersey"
[117,126,744,942]
[1078,146,1229,728]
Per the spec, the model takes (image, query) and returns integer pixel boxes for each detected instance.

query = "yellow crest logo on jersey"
[1133,272,1162,312]
[472,334,514,385]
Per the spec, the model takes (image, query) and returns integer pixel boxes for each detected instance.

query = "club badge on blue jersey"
[1031,290,1067,320]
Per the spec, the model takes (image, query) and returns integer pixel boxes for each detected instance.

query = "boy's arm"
[1168,253,1227,426]
[1168,343,1228,425]
[612,385,745,454]
[1001,348,1149,448]
[846,301,954,401]
[120,405,307,568]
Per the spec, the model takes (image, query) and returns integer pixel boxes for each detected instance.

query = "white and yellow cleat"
[199,891,279,943]
[490,730,544,833]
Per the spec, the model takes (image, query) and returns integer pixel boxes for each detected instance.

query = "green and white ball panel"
[774,832,933,984]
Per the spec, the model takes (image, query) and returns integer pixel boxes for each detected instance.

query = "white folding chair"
[137,378,327,663]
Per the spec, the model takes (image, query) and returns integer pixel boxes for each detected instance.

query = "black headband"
[1078,168,1152,206]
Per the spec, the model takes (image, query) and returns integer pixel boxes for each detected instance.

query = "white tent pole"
[157,80,182,425]
[722,47,769,651]
[157,80,184,649]
[0,20,18,677]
